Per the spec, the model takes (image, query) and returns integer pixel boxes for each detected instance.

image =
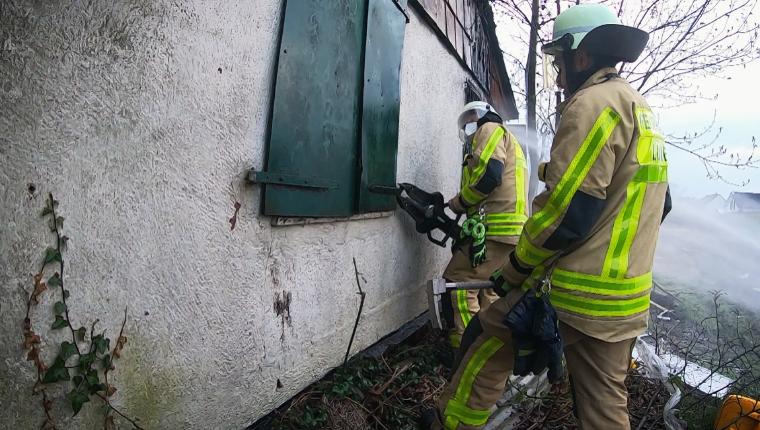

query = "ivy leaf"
[68,388,90,416]
[93,335,110,355]
[56,216,65,229]
[59,341,77,362]
[53,301,66,315]
[41,206,53,217]
[61,236,69,249]
[102,354,113,370]
[76,327,87,342]
[78,352,96,372]
[47,274,61,288]
[42,358,70,384]
[63,289,70,300]
[85,369,100,386]
[51,315,69,330]
[72,375,83,387]
[44,248,62,264]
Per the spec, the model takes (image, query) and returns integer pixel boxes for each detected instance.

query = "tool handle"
[446,281,495,290]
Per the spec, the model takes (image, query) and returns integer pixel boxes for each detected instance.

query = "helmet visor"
[458,122,478,143]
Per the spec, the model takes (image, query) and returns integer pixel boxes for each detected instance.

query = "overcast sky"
[653,62,760,199]
[495,23,760,200]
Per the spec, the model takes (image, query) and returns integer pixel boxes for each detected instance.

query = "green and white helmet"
[541,3,648,62]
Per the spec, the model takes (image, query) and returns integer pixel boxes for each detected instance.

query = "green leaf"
[53,301,66,315]
[78,352,95,372]
[42,358,70,384]
[68,388,90,416]
[44,248,62,264]
[56,216,65,229]
[41,207,53,217]
[59,341,77,362]
[102,354,112,370]
[93,335,110,355]
[73,375,83,386]
[63,289,70,300]
[51,315,69,330]
[76,326,86,341]
[61,236,69,248]
[85,369,100,386]
[47,274,61,288]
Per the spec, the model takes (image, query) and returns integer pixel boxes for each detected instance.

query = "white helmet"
[458,101,501,143]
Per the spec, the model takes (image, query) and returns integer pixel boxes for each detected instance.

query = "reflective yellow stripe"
[603,180,647,278]
[516,233,554,266]
[470,127,505,185]
[633,163,668,183]
[461,186,485,206]
[525,107,621,239]
[550,289,651,317]
[552,269,652,296]
[485,213,528,224]
[487,225,523,236]
[456,289,472,328]
[515,140,527,216]
[460,127,506,206]
[444,336,504,429]
[444,400,491,429]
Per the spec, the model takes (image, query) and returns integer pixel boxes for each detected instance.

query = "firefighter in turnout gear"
[427,4,672,429]
[442,101,529,349]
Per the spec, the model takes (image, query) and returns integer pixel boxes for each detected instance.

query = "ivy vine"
[22,193,143,430]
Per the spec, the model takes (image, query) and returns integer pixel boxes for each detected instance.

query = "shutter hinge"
[247,170,338,190]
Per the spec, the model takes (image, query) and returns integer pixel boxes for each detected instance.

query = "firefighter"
[442,101,529,350]
[428,4,672,429]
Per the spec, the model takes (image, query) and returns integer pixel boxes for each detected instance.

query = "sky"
[495,16,760,200]
[653,62,760,198]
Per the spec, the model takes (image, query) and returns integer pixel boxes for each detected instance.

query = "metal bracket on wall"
[247,170,337,190]
[392,0,410,23]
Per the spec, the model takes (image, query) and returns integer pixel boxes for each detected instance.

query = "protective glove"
[469,235,487,268]
[489,269,510,297]
[447,195,466,214]
[531,294,565,384]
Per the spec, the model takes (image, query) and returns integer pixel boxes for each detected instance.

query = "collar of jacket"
[557,67,621,114]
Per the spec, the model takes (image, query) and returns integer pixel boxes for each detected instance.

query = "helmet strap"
[563,49,601,95]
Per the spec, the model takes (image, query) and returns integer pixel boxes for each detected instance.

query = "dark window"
[255,0,408,217]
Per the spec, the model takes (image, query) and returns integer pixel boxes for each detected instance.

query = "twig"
[49,193,82,356]
[95,393,145,430]
[344,258,366,365]
[104,307,128,426]
[635,383,663,430]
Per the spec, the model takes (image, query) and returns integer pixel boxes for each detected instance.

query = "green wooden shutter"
[259,0,367,217]
[357,0,407,212]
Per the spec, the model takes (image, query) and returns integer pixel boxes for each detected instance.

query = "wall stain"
[273,290,291,342]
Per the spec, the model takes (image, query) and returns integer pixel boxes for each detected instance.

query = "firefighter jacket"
[452,122,530,245]
[502,67,671,343]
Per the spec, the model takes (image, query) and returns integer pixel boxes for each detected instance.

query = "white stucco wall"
[0,1,469,428]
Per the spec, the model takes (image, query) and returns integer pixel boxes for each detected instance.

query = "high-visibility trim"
[552,269,652,296]
[471,127,505,184]
[449,333,462,349]
[603,181,647,278]
[515,140,527,216]
[443,400,491,429]
[550,289,651,317]
[459,127,506,205]
[633,164,668,183]
[516,233,554,267]
[525,107,621,239]
[487,224,524,236]
[456,289,472,328]
[485,213,528,224]
[444,336,504,429]
[461,185,485,206]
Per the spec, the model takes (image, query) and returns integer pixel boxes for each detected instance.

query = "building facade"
[0,1,517,428]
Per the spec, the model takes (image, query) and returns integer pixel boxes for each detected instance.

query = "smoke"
[654,196,760,308]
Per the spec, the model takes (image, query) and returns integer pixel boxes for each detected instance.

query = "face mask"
[458,122,478,144]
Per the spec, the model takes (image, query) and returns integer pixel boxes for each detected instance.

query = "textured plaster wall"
[0,2,468,429]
